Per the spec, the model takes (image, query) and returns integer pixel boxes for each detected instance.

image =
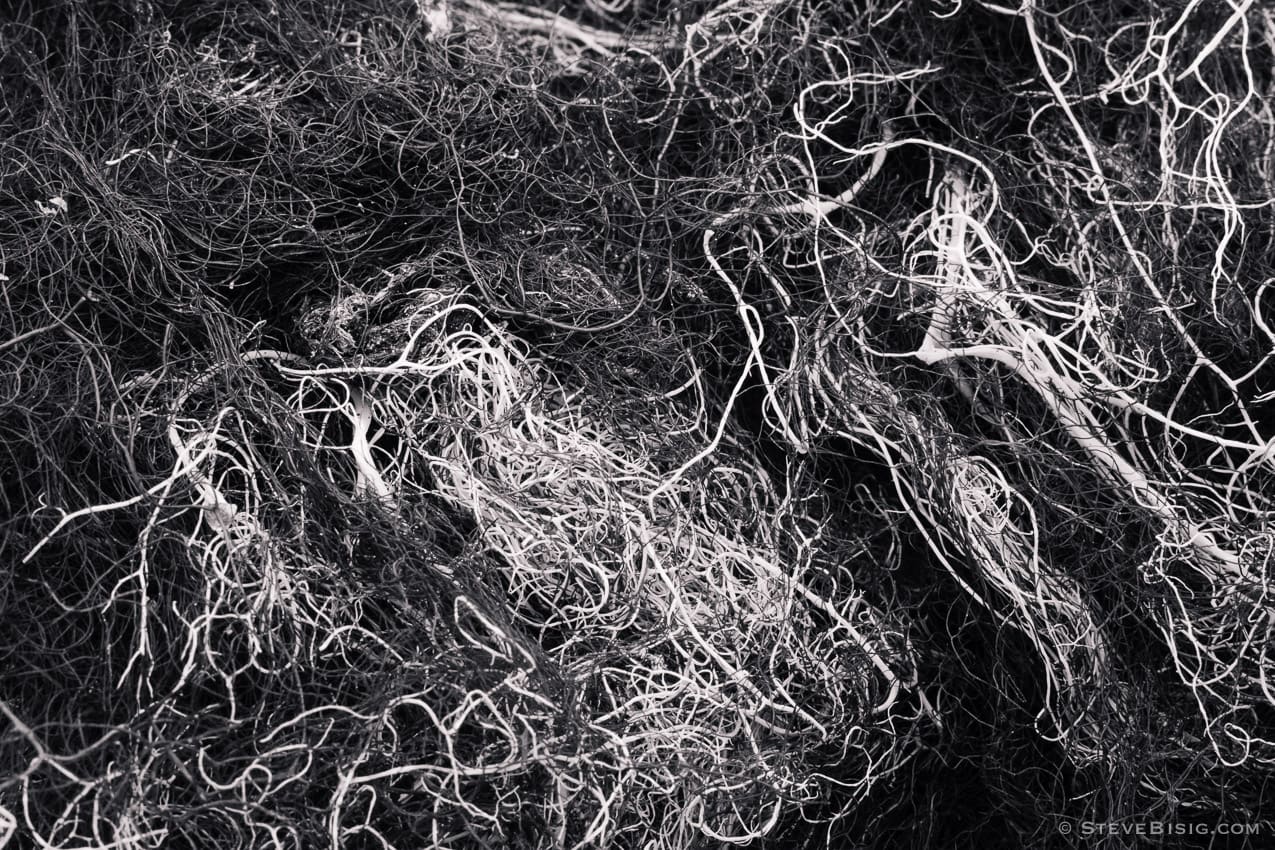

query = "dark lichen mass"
[1,1,1273,848]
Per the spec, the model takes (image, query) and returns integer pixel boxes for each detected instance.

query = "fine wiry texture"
[2,1,1273,848]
